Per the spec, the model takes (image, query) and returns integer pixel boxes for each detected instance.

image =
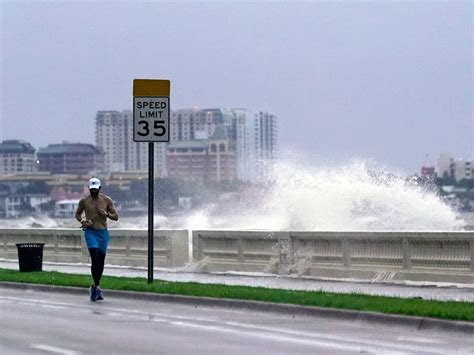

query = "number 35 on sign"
[133,97,170,142]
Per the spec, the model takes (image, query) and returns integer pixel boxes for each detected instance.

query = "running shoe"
[89,286,99,302]
[96,288,104,301]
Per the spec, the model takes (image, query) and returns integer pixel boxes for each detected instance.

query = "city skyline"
[1,1,472,173]
[0,107,278,183]
[1,106,469,175]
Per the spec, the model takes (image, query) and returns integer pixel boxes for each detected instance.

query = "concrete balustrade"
[192,230,474,284]
[1,228,473,283]
[0,229,189,268]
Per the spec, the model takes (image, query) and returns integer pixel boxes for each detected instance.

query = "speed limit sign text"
[133,97,169,142]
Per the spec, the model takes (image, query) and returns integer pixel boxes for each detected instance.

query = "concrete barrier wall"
[2,228,473,283]
[0,229,189,268]
[192,231,474,283]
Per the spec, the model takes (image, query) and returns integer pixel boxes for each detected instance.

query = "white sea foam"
[179,159,462,231]
[258,159,462,231]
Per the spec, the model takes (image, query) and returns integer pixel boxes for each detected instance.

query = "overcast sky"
[1,0,472,173]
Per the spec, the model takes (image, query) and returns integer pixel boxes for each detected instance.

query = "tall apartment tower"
[95,110,166,175]
[169,108,278,182]
[170,108,238,143]
[95,111,126,172]
[234,110,278,182]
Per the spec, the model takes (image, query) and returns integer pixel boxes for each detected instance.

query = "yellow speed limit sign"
[133,79,170,142]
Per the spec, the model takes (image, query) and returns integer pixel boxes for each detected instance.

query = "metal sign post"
[147,141,154,283]
[133,79,170,284]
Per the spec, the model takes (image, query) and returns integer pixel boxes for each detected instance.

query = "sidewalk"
[1,259,473,302]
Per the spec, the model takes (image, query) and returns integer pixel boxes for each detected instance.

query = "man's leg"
[95,251,106,301]
[88,248,101,286]
[98,251,106,282]
[95,229,109,300]
[88,248,102,301]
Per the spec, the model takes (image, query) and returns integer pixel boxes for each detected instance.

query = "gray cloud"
[1,1,472,172]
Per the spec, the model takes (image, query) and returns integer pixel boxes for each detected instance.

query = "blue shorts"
[84,228,110,254]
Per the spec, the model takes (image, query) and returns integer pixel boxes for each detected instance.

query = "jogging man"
[75,177,118,301]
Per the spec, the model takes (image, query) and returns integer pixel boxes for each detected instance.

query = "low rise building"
[37,142,104,175]
[3,193,51,218]
[437,153,473,181]
[54,199,80,218]
[0,139,36,174]
[167,126,237,182]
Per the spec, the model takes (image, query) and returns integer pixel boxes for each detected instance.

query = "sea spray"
[270,160,460,230]
[183,159,462,231]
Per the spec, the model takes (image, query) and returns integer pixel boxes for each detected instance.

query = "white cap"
[88,177,101,189]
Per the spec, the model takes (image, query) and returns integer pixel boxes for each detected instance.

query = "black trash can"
[16,243,45,272]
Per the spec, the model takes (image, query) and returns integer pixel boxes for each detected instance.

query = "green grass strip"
[0,268,473,322]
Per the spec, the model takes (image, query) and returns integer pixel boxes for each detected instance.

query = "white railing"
[192,230,474,283]
[1,228,473,283]
[0,229,189,268]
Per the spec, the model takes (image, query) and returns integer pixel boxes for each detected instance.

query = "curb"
[1,281,473,335]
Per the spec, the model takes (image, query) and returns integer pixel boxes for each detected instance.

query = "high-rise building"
[234,110,278,182]
[171,108,219,141]
[0,140,37,174]
[95,110,166,175]
[37,142,104,174]
[95,111,127,172]
[170,108,278,182]
[170,108,239,144]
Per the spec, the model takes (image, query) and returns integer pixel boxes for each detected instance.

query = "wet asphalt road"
[1,286,473,355]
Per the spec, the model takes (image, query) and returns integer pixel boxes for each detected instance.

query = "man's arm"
[76,199,93,229]
[75,199,85,223]
[106,198,119,221]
